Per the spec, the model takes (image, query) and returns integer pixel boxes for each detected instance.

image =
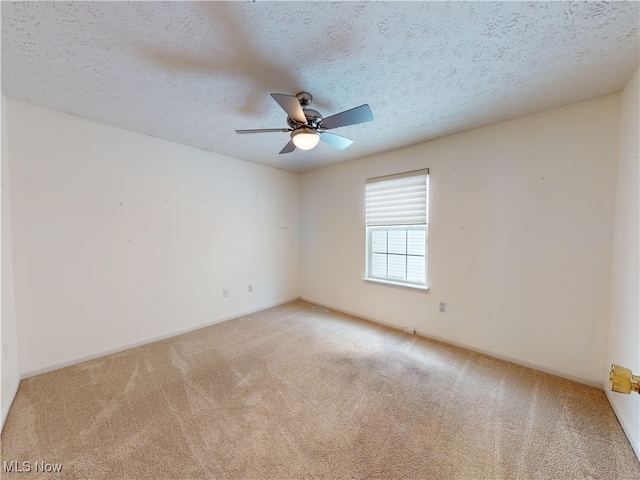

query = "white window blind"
[365,169,429,226]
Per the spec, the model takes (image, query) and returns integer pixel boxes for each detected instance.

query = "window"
[365,169,429,289]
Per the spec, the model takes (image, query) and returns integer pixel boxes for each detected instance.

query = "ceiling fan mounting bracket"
[295,92,313,108]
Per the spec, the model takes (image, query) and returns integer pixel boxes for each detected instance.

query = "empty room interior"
[1,1,639,479]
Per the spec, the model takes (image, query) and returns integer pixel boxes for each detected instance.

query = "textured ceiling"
[2,1,639,173]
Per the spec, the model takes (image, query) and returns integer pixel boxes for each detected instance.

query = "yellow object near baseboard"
[610,364,640,394]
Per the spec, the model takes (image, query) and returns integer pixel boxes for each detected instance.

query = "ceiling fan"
[235,92,373,154]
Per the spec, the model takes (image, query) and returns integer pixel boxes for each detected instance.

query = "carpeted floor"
[1,300,638,479]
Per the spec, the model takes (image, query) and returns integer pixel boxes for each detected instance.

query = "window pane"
[387,229,407,254]
[407,256,425,283]
[372,253,387,277]
[407,229,426,256]
[387,254,406,280]
[372,230,387,253]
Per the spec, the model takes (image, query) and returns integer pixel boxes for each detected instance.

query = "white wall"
[7,99,300,376]
[605,68,639,457]
[301,94,621,385]
[1,93,21,431]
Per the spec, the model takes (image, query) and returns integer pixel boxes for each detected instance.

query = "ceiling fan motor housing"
[287,108,323,129]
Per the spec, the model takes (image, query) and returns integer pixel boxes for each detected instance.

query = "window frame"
[364,169,429,291]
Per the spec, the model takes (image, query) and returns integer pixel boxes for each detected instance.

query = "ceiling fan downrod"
[286,92,323,130]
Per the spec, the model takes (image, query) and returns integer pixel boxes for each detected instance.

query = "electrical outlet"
[2,343,8,362]
[403,326,416,335]
[248,285,253,293]
[439,302,446,313]
[223,289,229,298]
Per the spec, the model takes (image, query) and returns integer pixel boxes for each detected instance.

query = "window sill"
[363,277,429,292]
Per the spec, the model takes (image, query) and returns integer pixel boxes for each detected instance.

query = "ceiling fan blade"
[271,94,307,124]
[320,104,373,130]
[279,139,296,154]
[236,128,290,134]
[320,132,354,150]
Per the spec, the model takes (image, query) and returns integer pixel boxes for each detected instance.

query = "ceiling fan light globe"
[291,130,320,150]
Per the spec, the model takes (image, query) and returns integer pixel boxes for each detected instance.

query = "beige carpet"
[1,300,638,479]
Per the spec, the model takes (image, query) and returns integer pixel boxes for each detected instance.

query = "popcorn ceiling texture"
[1,1,638,172]
[1,301,639,479]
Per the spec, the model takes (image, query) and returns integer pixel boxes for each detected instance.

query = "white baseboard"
[299,296,602,388]
[1,377,21,433]
[20,297,299,379]
[604,387,640,461]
